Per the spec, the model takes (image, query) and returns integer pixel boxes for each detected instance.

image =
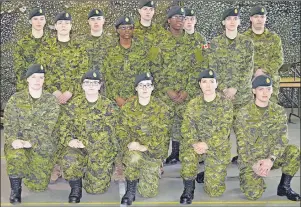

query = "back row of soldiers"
[5,0,300,205]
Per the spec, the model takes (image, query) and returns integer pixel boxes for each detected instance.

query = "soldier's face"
[184,16,196,31]
[88,16,105,32]
[27,73,45,90]
[55,20,72,35]
[117,25,134,39]
[253,86,273,103]
[30,15,46,31]
[199,78,218,95]
[82,79,101,95]
[138,7,155,21]
[223,16,240,31]
[136,80,154,99]
[250,15,266,30]
[168,15,185,30]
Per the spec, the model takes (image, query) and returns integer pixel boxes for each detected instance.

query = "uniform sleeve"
[265,35,284,77]
[13,41,26,91]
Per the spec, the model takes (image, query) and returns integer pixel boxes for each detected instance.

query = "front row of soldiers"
[4,64,300,205]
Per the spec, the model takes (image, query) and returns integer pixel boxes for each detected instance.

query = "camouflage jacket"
[4,90,60,154]
[36,37,89,96]
[116,97,173,160]
[60,94,119,157]
[13,33,50,92]
[181,93,233,149]
[102,39,152,100]
[233,101,288,167]
[244,28,284,86]
[207,33,254,106]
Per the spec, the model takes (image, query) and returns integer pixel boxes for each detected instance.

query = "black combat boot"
[277,173,301,201]
[180,179,195,205]
[9,177,22,204]
[196,171,204,183]
[68,178,82,203]
[165,141,180,165]
[231,155,238,163]
[121,179,138,205]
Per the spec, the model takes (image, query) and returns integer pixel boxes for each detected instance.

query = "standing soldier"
[14,8,48,91]
[234,75,300,201]
[117,73,173,206]
[4,64,60,204]
[60,70,119,203]
[244,5,284,102]
[180,70,233,204]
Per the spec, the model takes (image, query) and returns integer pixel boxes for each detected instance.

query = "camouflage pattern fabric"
[4,90,60,191]
[207,33,254,109]
[244,28,284,102]
[234,101,300,200]
[117,97,173,197]
[60,94,119,194]
[180,93,233,196]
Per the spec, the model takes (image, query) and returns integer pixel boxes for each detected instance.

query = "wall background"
[1,0,300,108]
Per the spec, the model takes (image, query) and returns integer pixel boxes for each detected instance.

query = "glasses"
[171,15,185,20]
[118,25,134,30]
[83,80,100,86]
[137,83,153,89]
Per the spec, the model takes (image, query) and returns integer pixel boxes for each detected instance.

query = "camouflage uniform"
[244,28,284,102]
[60,94,119,194]
[4,90,60,191]
[233,101,300,200]
[117,97,173,197]
[181,93,233,196]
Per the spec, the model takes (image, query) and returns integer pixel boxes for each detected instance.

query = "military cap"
[250,5,267,16]
[54,12,72,23]
[184,8,195,16]
[115,16,134,28]
[198,69,217,81]
[25,64,45,79]
[167,6,185,19]
[81,70,102,82]
[252,75,273,88]
[222,7,240,20]
[88,9,104,19]
[135,72,154,86]
[29,8,45,20]
[139,0,155,9]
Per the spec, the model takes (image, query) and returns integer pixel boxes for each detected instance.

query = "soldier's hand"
[225,88,237,100]
[176,91,188,103]
[138,145,148,152]
[63,91,73,102]
[128,142,140,151]
[12,139,24,149]
[22,141,32,148]
[192,142,208,154]
[115,97,126,108]
[58,94,67,104]
[258,159,273,177]
[167,90,180,102]
[68,139,85,148]
[253,68,266,78]
[53,90,63,98]
[252,161,261,176]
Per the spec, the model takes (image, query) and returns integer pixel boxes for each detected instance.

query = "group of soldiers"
[3,0,300,205]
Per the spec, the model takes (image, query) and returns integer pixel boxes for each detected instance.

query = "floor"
[1,109,300,207]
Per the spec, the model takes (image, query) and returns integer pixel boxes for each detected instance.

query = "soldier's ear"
[215,81,218,89]
[138,8,142,15]
[222,20,225,26]
[237,18,241,26]
[167,19,171,24]
[29,20,32,25]
[252,89,256,94]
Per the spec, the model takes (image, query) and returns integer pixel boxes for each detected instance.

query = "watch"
[269,156,276,162]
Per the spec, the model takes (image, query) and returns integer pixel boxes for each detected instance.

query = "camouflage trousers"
[180,145,231,197]
[171,114,183,142]
[5,147,55,192]
[61,147,115,194]
[123,150,162,198]
[239,144,300,200]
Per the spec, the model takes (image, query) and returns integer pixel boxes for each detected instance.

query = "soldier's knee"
[244,189,263,200]
[286,144,300,155]
[204,182,226,197]
[127,151,142,164]
[138,187,158,198]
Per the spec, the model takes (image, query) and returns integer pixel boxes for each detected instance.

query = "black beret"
[29,8,45,20]
[139,0,155,9]
[222,7,240,20]
[115,16,134,28]
[167,6,185,19]
[198,69,217,81]
[252,75,273,88]
[81,70,102,82]
[135,72,154,86]
[25,64,45,79]
[54,12,72,23]
[88,9,104,19]
[184,8,195,16]
[250,6,267,16]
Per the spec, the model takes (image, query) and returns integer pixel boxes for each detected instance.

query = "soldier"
[180,70,233,204]
[244,5,284,102]
[4,64,60,204]
[14,8,48,91]
[36,11,89,183]
[117,72,173,205]
[233,75,300,201]
[60,70,118,203]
